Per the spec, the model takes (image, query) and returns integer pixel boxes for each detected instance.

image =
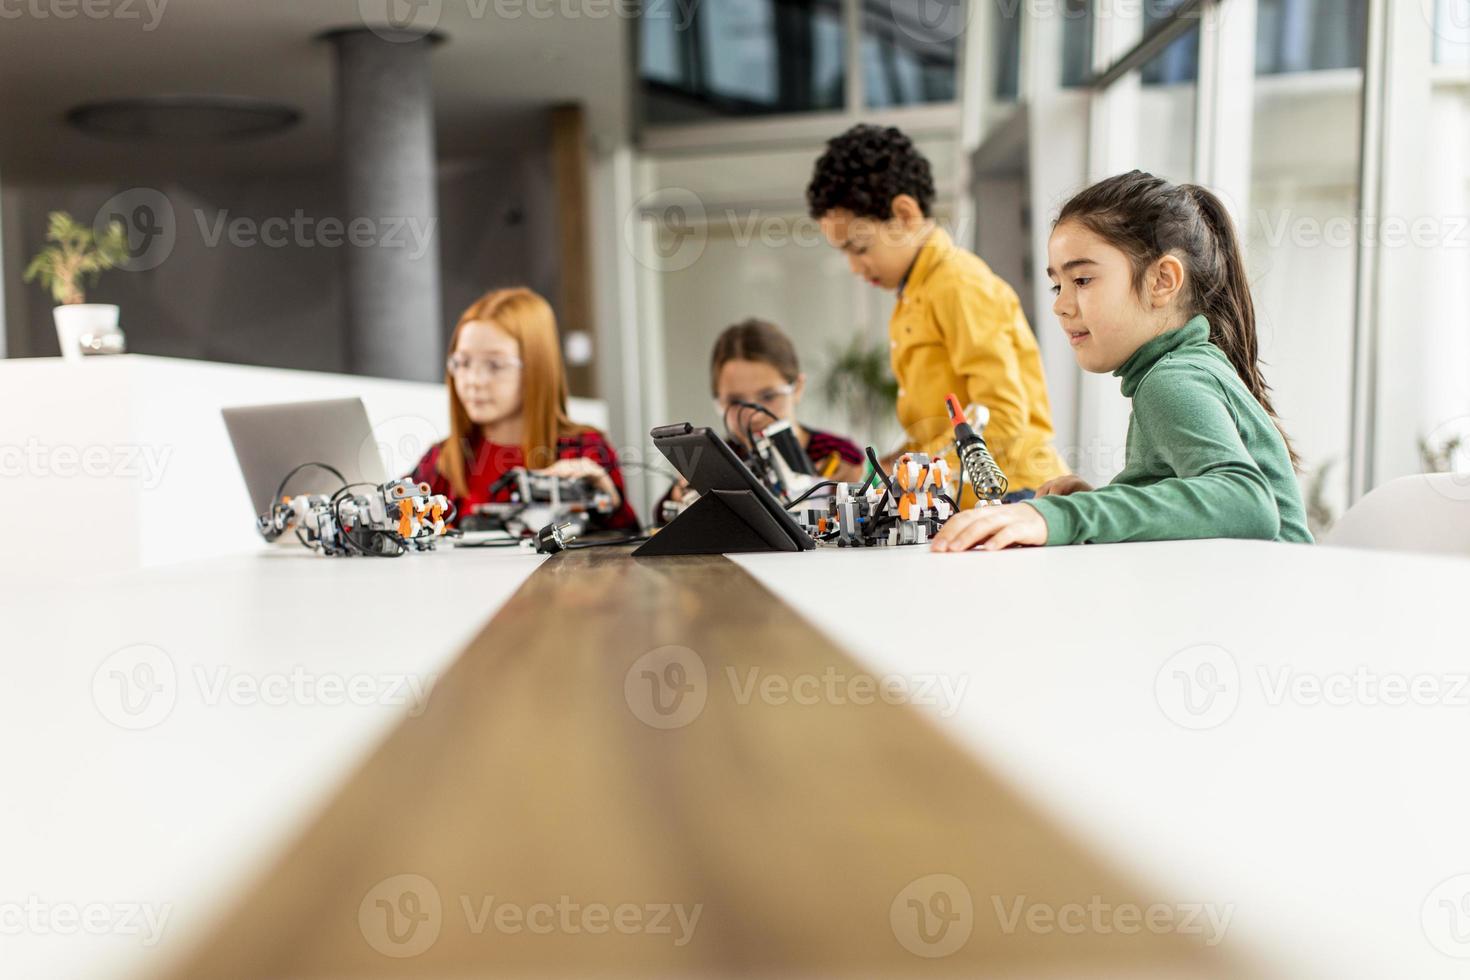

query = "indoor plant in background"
[24,211,130,361]
[823,332,900,450]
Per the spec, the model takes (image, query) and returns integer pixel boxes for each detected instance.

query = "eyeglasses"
[713,384,797,414]
[447,354,523,379]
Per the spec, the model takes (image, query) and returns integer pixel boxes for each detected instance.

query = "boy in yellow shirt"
[808,124,1068,501]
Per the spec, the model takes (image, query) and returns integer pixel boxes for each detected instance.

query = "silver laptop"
[222,397,386,517]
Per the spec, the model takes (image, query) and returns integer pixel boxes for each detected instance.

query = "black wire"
[955,440,966,505]
[726,401,779,457]
[863,447,905,544]
[785,480,839,508]
[563,533,650,550]
[272,461,347,506]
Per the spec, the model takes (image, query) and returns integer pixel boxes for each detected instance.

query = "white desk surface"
[735,540,1470,979]
[6,538,1469,979]
[0,545,544,980]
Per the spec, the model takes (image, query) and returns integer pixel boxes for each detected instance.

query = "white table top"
[6,537,1469,979]
[734,540,1470,978]
[0,544,545,980]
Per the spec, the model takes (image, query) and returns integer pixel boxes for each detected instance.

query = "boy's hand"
[1035,475,1093,497]
[931,503,1047,552]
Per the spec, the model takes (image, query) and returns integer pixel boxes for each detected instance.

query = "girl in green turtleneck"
[932,170,1312,551]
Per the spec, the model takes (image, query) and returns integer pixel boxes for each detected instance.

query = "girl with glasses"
[409,287,639,530]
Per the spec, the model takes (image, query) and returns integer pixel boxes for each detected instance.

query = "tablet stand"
[633,489,801,556]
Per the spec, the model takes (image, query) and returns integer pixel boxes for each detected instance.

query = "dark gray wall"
[2,147,559,377]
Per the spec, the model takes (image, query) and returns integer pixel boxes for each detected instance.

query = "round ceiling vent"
[66,96,301,142]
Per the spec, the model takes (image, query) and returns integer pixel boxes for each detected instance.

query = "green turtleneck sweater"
[1028,315,1313,545]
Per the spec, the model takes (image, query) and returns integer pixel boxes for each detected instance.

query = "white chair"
[1324,473,1470,557]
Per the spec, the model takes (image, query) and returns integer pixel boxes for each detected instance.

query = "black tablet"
[648,422,814,553]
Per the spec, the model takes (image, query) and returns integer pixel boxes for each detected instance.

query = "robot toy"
[463,468,616,539]
[258,477,452,557]
[792,453,956,548]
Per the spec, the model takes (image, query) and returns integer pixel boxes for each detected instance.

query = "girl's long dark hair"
[1057,170,1298,468]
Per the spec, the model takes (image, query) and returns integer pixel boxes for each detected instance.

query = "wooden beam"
[163,550,1235,977]
[551,103,597,398]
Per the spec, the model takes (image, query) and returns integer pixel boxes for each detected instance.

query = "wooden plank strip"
[161,550,1241,978]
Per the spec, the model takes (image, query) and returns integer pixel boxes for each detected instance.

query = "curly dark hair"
[806,124,936,220]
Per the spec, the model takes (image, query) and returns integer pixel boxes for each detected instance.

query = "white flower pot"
[53,304,124,362]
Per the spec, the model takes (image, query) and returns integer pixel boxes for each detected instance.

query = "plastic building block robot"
[258,477,452,557]
[463,468,616,539]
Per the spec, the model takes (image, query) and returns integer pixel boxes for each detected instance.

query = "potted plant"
[24,211,130,362]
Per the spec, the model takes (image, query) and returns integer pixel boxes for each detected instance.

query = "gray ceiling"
[0,0,630,183]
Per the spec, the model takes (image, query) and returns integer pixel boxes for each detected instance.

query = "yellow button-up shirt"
[890,227,1068,498]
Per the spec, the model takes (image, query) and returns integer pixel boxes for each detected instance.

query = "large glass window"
[1436,0,1470,64]
[639,0,959,123]
[1247,1,1368,531]
[1255,0,1368,75]
[862,0,960,108]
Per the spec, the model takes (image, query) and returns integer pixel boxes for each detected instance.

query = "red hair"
[438,288,586,498]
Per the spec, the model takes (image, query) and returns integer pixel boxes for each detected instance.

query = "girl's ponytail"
[1184,184,1298,468]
